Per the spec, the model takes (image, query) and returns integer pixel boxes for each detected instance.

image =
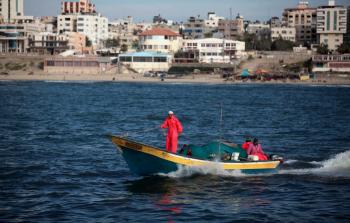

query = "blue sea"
[1,81,350,222]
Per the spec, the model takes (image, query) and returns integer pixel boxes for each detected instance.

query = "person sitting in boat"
[242,136,252,150]
[161,111,183,153]
[247,138,268,161]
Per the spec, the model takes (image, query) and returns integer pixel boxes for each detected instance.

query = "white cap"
[168,111,174,115]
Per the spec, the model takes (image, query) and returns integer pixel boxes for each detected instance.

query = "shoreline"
[1,73,350,86]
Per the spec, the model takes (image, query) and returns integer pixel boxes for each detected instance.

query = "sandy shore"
[1,72,350,85]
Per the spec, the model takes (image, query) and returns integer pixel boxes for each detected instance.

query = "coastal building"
[0,0,24,23]
[138,27,182,54]
[57,14,108,47]
[205,12,225,28]
[183,16,208,39]
[345,6,350,43]
[312,54,350,72]
[57,14,78,33]
[282,1,317,45]
[218,14,245,39]
[118,51,172,73]
[76,14,108,47]
[28,32,86,54]
[28,33,69,54]
[109,16,138,50]
[0,16,54,53]
[44,56,112,74]
[268,17,284,28]
[0,23,27,53]
[316,0,347,51]
[182,38,245,63]
[246,22,270,35]
[61,0,96,15]
[271,27,296,42]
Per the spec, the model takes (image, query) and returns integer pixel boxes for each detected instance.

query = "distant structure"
[153,14,167,24]
[316,0,347,51]
[218,14,245,40]
[61,0,96,15]
[283,0,317,46]
[0,0,24,23]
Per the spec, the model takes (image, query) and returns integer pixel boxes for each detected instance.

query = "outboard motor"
[269,154,284,163]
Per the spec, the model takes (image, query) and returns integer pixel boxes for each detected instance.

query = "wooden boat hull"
[109,135,281,176]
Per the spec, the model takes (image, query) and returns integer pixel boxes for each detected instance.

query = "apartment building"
[183,16,208,39]
[109,16,138,49]
[345,6,350,43]
[57,13,108,47]
[218,14,245,40]
[246,22,270,35]
[61,0,96,15]
[76,14,108,46]
[57,14,78,33]
[317,0,347,51]
[0,0,24,22]
[182,38,245,63]
[283,1,317,45]
[205,12,225,28]
[139,27,182,54]
[271,27,296,42]
[28,32,85,54]
[0,20,45,53]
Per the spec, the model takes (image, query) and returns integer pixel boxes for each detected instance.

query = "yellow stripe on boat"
[110,135,280,170]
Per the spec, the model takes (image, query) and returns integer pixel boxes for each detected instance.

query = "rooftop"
[139,28,180,36]
[119,51,170,57]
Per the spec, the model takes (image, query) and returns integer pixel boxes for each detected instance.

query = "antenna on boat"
[218,102,223,160]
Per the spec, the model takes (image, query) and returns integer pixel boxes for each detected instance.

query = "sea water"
[0,81,349,222]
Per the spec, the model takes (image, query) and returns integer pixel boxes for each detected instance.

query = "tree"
[337,42,350,54]
[85,36,92,47]
[316,44,329,55]
[104,38,120,48]
[271,38,295,51]
[132,40,139,50]
[120,44,128,52]
[204,32,213,38]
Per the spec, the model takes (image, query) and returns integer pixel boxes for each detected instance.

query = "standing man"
[161,111,183,153]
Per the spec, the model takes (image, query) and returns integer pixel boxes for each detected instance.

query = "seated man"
[247,138,268,161]
[242,136,252,150]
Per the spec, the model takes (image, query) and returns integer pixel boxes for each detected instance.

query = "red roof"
[139,28,180,36]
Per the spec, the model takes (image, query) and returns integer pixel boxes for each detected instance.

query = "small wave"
[43,80,99,84]
[284,159,298,164]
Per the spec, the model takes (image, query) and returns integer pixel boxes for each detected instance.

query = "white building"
[182,38,245,63]
[271,27,296,42]
[139,27,182,54]
[57,14,78,33]
[58,14,108,47]
[246,23,270,34]
[119,51,172,73]
[205,12,225,28]
[317,0,347,51]
[0,0,24,23]
[76,14,108,46]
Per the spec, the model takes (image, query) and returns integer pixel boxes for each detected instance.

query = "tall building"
[76,14,108,46]
[61,0,96,15]
[317,0,347,51]
[0,0,24,23]
[283,1,317,45]
[344,6,350,44]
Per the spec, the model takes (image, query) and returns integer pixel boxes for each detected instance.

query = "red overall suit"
[161,115,183,153]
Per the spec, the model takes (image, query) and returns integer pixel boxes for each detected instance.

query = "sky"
[25,0,350,22]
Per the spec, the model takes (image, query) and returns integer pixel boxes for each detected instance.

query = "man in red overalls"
[161,111,183,153]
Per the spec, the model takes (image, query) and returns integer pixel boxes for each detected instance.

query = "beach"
[1,55,350,85]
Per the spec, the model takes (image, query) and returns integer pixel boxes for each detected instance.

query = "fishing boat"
[109,135,283,176]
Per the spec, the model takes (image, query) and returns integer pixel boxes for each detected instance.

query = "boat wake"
[280,149,350,178]
[159,150,350,178]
